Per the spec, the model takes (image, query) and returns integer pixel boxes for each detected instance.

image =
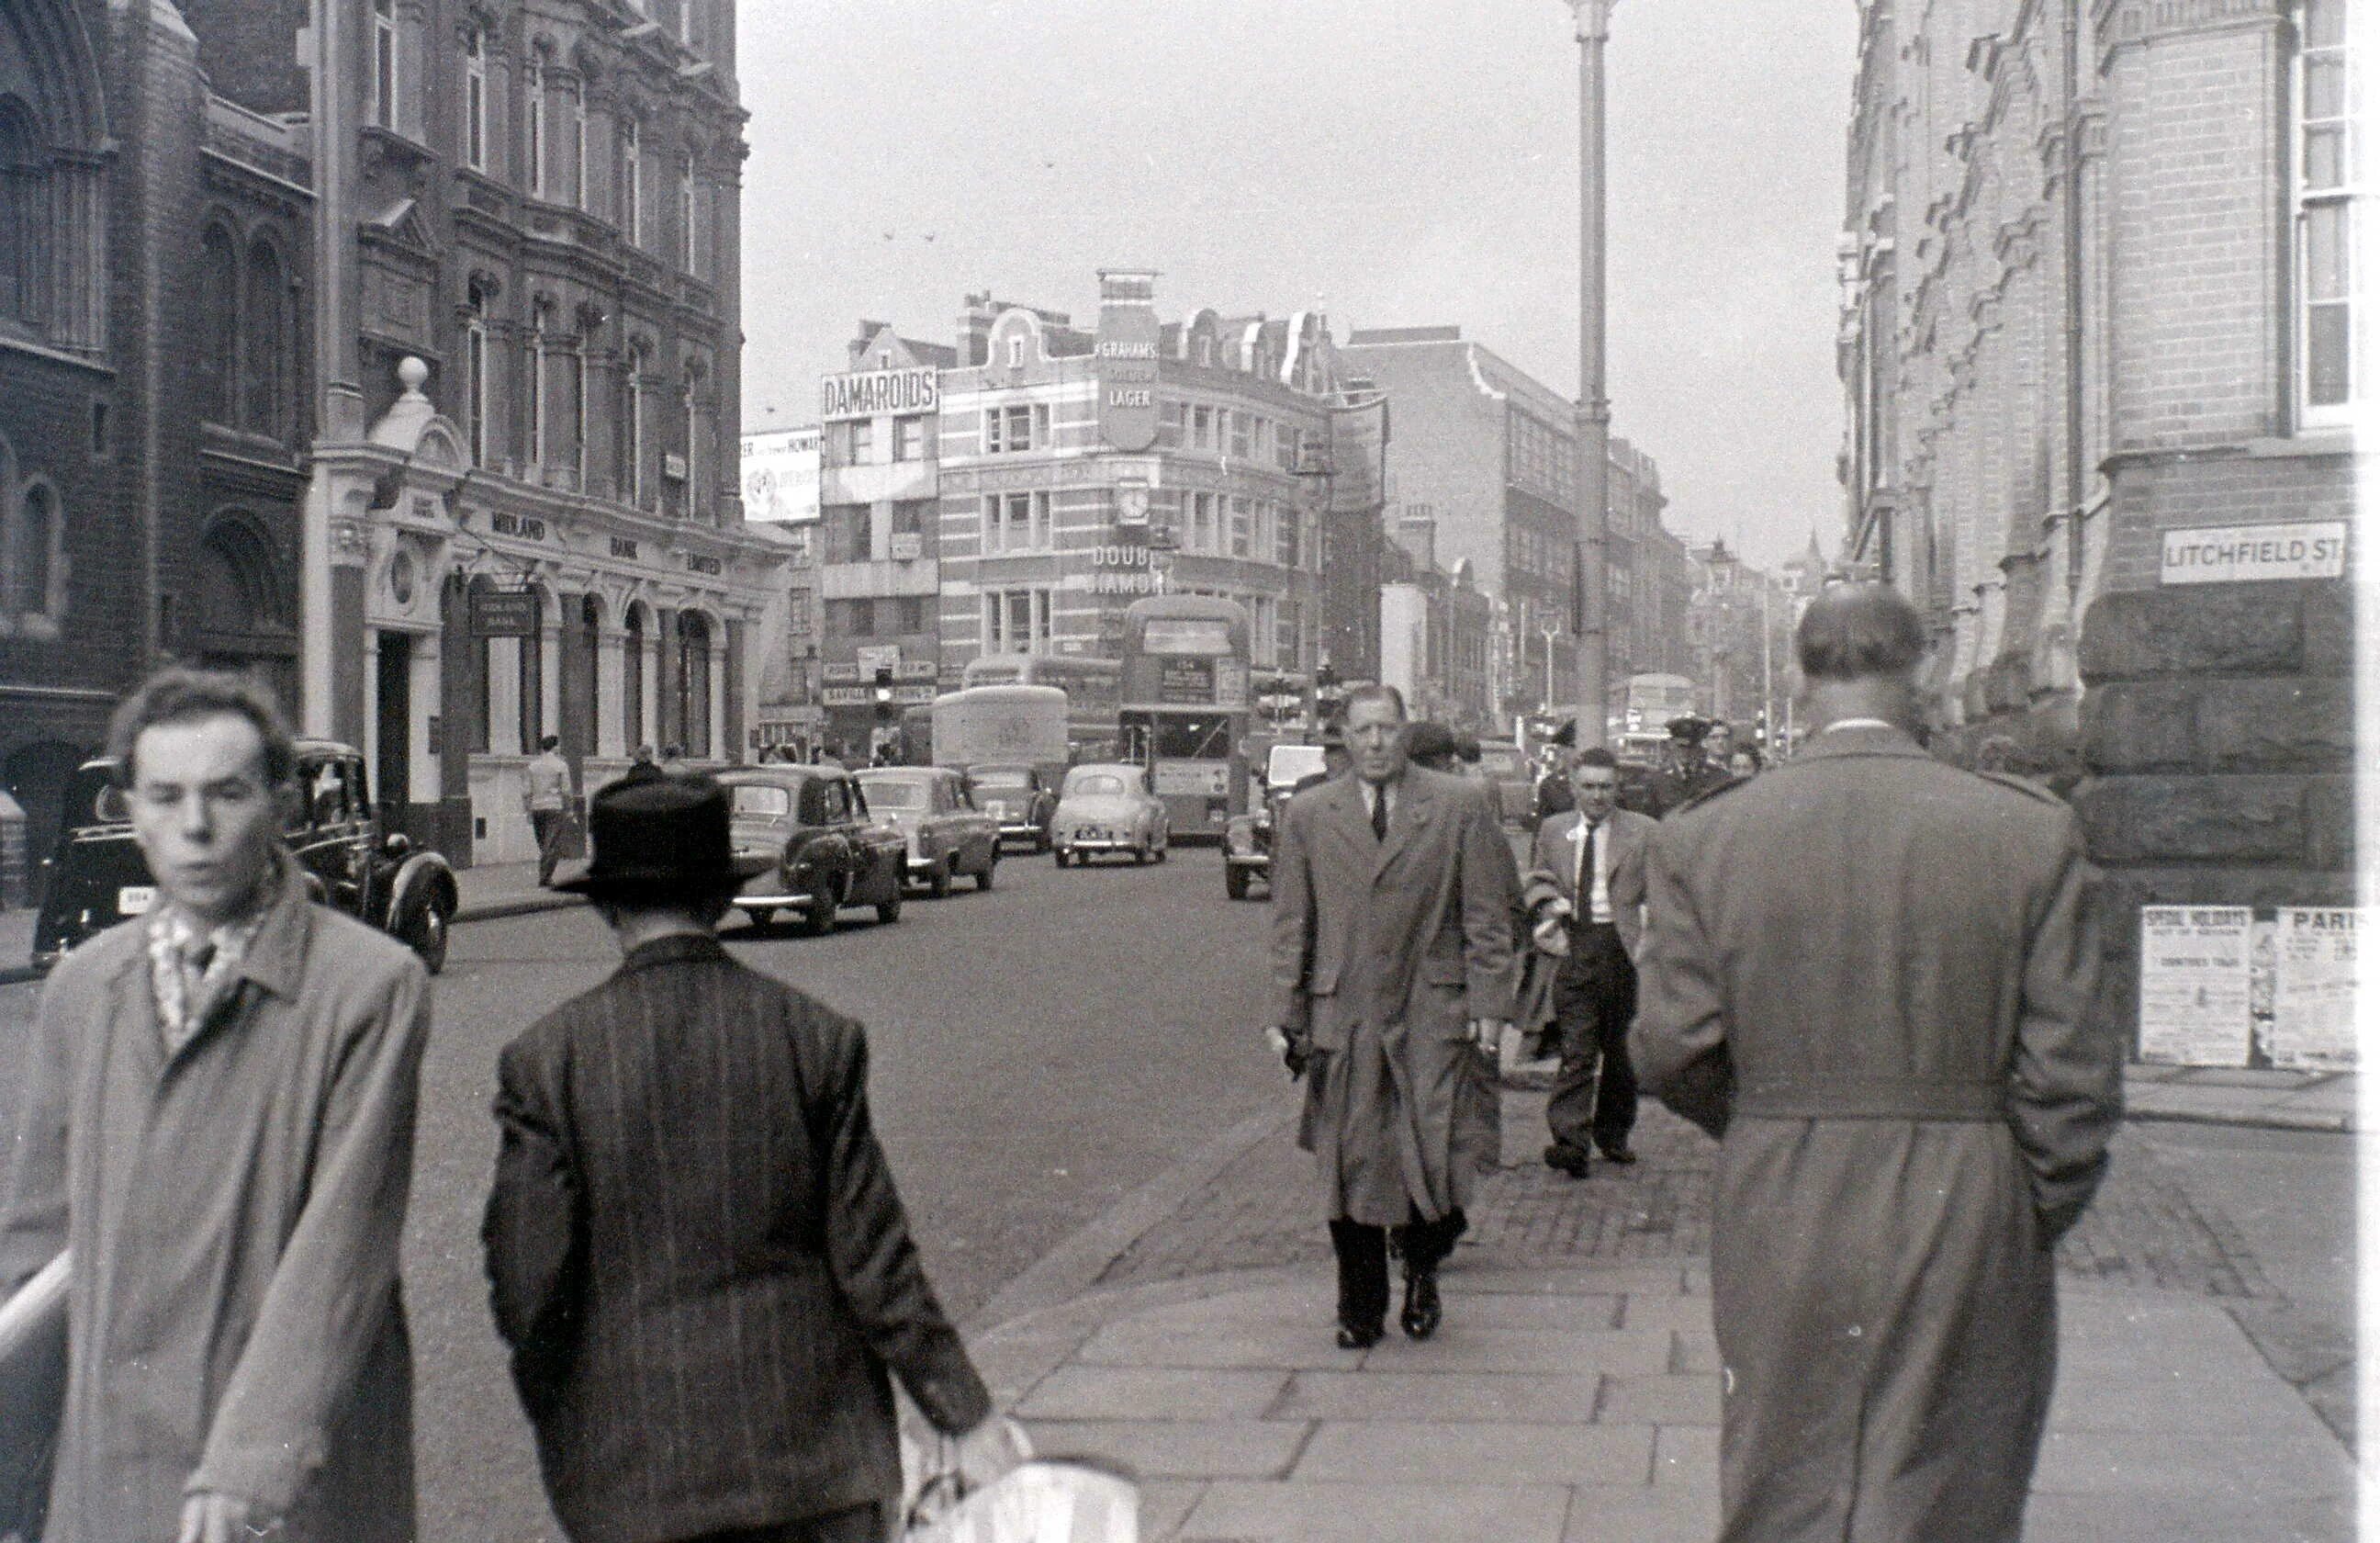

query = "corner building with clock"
[230,0,780,865]
[937,273,1355,691]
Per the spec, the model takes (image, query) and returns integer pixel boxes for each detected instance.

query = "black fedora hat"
[555,774,751,898]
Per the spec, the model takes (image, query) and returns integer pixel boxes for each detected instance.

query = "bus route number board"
[1154,763,1228,796]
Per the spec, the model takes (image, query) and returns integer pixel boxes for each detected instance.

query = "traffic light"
[872,666,895,722]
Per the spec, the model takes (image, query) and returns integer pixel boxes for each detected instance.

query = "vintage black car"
[720,766,908,934]
[965,763,1059,852]
[1222,742,1329,900]
[30,741,461,975]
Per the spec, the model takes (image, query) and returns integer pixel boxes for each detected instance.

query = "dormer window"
[1006,333,1024,368]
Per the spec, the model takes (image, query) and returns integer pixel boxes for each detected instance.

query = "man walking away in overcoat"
[1269,685,1516,1349]
[1521,748,1654,1177]
[484,774,1019,1543]
[0,668,427,1543]
[1631,585,2121,1543]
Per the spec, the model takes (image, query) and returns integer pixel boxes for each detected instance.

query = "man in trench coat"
[1269,684,1516,1348]
[0,669,425,1543]
[1631,585,2121,1543]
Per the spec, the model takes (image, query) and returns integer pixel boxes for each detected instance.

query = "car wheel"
[803,883,839,936]
[1133,840,1150,866]
[1036,828,1051,854]
[744,907,779,932]
[1054,848,1070,868]
[1225,866,1249,901]
[876,891,903,925]
[928,857,953,898]
[1153,832,1168,864]
[977,853,996,891]
[409,899,452,974]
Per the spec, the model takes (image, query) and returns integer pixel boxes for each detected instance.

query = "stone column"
[723,617,747,765]
[707,636,727,761]
[539,600,564,748]
[489,637,523,756]
[597,624,627,760]
[331,516,370,746]
[409,631,443,807]
[654,607,679,752]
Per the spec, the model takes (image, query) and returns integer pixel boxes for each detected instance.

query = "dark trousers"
[681,1501,892,1543]
[530,808,565,886]
[1546,921,1638,1158]
[1330,1211,1463,1331]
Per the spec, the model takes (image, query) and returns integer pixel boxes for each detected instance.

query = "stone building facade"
[936,278,1340,688]
[185,0,782,862]
[0,0,317,889]
[1839,0,2365,1057]
[1339,326,1682,719]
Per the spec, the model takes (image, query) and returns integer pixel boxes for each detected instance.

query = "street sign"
[470,588,538,637]
[2161,520,2347,584]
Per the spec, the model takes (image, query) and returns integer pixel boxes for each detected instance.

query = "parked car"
[857,766,1001,897]
[1223,742,1328,900]
[1050,763,1170,867]
[965,762,1058,852]
[720,766,907,933]
[30,741,460,975]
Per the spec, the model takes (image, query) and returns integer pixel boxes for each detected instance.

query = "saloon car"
[857,766,1001,896]
[721,766,908,933]
[30,742,460,975]
[1050,763,1169,867]
[964,763,1058,852]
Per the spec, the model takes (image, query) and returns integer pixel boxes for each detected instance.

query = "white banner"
[2138,906,2254,1065]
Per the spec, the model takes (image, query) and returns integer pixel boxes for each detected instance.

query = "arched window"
[464,25,488,170]
[624,341,647,508]
[524,56,546,197]
[676,610,711,758]
[519,587,544,751]
[11,482,55,618]
[242,239,287,437]
[0,100,48,327]
[372,0,399,129]
[678,149,695,270]
[622,115,643,246]
[465,285,490,466]
[199,225,238,425]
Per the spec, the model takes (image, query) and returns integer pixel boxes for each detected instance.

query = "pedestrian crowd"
[0,584,2124,1543]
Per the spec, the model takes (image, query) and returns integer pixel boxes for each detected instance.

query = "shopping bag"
[0,1252,70,1542]
[903,1447,1139,1543]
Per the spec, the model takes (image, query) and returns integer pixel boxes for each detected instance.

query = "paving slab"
[1598,1373,1722,1426]
[1651,1425,1719,1492]
[1015,1367,1290,1422]
[2022,1488,2353,1543]
[2032,1425,2354,1501]
[1138,1479,1207,1542]
[1177,1479,1572,1543]
[1289,1420,1654,1487]
[1442,1263,1701,1297]
[1277,1369,1609,1425]
[1437,1290,1622,1330]
[1017,1419,1309,1481]
[1075,1319,1372,1370]
[1353,1324,1669,1376]
[1612,1290,1717,1335]
[1560,1483,1723,1543]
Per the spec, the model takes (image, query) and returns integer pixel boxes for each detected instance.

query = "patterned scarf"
[146,899,268,1057]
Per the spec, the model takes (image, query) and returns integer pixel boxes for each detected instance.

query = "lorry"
[931,684,1071,777]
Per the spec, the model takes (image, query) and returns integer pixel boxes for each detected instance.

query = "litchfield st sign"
[2160,520,2347,585]
[820,366,938,422]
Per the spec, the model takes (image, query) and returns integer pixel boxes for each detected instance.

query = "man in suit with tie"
[483,775,1018,1543]
[1269,684,1517,1348]
[1521,748,1655,1177]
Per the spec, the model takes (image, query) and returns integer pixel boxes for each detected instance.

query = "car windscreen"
[859,779,927,809]
[971,769,1031,789]
[727,783,793,817]
[1266,746,1326,786]
[1067,773,1127,797]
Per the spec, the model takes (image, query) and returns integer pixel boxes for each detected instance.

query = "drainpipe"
[2062,0,2088,603]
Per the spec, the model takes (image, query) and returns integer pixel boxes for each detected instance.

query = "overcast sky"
[737,0,1858,569]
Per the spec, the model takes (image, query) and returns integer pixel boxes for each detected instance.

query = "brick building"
[936,276,1344,690]
[1338,326,1682,719]
[1378,520,1499,734]
[1839,0,2363,1060]
[223,0,783,862]
[0,1,317,887]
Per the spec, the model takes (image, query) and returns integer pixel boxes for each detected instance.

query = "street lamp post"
[1540,620,1563,708]
[1569,0,1614,749]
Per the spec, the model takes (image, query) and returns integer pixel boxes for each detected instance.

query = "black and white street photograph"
[0,1,2366,1539]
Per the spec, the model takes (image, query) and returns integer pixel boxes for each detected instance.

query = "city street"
[0,839,2356,1539]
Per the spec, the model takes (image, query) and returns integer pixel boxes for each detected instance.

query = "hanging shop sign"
[470,588,540,637]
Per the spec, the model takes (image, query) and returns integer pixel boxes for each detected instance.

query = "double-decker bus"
[1118,595,1252,839]
[960,653,1123,760]
[1622,672,1699,734]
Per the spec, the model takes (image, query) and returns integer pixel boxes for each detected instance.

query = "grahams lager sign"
[1096,268,1161,453]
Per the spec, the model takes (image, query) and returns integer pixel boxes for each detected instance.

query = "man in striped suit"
[483,775,1018,1543]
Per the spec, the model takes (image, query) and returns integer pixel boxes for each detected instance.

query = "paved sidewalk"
[961,1089,2358,1541]
[971,1262,2355,1543]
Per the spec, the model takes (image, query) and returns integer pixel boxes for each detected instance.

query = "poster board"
[2270,907,2361,1070]
[2137,907,2254,1065]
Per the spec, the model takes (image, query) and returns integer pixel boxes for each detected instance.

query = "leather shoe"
[1596,1143,1640,1166]
[1544,1143,1591,1178]
[1399,1269,1442,1340]
[1336,1320,1384,1350]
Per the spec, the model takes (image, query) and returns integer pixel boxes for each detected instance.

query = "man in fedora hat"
[482,775,1019,1543]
